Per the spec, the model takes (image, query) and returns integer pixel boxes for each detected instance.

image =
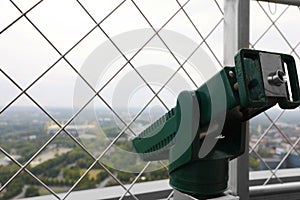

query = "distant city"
[0,106,166,199]
[250,108,300,171]
[0,106,299,199]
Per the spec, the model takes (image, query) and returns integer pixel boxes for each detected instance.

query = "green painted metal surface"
[132,49,300,197]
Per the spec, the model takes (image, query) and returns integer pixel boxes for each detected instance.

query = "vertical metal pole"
[224,0,250,199]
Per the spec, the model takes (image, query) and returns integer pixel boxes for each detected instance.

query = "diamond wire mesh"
[0,0,224,199]
[249,1,300,185]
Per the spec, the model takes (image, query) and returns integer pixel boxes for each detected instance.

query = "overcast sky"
[0,0,299,109]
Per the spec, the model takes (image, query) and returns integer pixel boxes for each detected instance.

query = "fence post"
[224,0,250,199]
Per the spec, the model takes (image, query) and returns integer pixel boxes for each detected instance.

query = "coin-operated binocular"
[132,49,300,198]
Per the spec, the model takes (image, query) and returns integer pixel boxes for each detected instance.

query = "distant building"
[260,147,300,170]
[260,156,282,170]
[284,153,300,168]
[25,135,37,140]
[47,124,96,136]
[0,155,21,166]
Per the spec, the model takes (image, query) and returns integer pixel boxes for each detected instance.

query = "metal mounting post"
[224,0,250,199]
[174,189,240,200]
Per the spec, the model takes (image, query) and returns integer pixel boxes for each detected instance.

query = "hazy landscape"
[0,106,299,199]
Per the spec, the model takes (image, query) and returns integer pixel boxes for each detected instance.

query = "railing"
[19,169,300,200]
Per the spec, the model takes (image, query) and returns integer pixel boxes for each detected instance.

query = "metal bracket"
[259,52,287,97]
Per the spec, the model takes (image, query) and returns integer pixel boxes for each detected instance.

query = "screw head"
[267,69,287,86]
[228,70,235,78]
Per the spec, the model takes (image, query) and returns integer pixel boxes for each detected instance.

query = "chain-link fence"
[249,0,300,186]
[0,0,225,199]
[1,0,300,199]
